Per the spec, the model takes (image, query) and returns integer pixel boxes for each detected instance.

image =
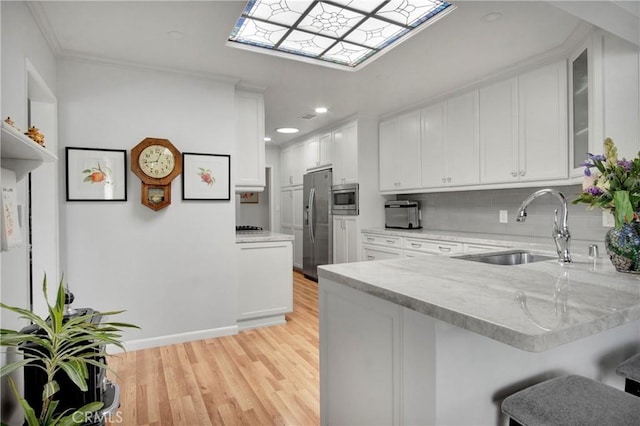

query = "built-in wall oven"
[331,183,359,215]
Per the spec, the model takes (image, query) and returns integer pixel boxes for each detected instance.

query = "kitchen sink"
[454,250,557,266]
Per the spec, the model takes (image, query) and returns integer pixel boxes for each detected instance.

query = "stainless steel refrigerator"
[303,169,332,281]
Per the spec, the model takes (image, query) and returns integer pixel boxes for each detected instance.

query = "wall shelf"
[1,121,57,181]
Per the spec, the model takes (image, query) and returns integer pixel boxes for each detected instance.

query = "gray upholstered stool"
[617,353,640,397]
[501,375,640,426]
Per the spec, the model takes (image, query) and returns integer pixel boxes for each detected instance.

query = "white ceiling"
[31,1,599,145]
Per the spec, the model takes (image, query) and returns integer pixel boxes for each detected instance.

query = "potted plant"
[573,137,640,272]
[0,275,138,425]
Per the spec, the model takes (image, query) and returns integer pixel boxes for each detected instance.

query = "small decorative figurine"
[4,117,14,126]
[25,126,45,146]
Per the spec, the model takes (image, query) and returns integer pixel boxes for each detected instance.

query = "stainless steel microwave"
[331,183,359,215]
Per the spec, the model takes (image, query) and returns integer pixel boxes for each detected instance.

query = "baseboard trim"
[107,325,239,353]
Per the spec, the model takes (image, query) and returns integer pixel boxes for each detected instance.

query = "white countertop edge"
[235,231,294,243]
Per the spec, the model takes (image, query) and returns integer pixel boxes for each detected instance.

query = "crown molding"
[27,1,62,56]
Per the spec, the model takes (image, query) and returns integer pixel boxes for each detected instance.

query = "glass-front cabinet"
[569,38,593,177]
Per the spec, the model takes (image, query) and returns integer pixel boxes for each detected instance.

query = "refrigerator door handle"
[309,188,315,243]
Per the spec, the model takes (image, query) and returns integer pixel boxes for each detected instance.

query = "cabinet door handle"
[411,243,421,248]
[367,255,375,260]
[442,178,446,183]
[438,246,452,252]
[511,171,517,177]
[367,237,374,242]
[447,177,452,183]
[386,240,396,245]
[519,171,525,176]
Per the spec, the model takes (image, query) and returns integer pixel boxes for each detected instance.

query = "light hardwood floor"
[107,271,319,425]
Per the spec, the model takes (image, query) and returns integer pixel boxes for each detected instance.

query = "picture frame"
[182,153,231,201]
[65,147,127,201]
[240,192,259,204]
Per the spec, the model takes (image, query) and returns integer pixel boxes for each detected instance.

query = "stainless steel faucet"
[516,189,572,263]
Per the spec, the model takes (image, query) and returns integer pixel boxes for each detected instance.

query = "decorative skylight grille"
[228,0,454,70]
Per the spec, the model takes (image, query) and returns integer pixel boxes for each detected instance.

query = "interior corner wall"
[57,59,238,346]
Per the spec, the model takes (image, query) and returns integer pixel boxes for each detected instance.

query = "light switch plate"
[602,210,615,227]
[499,210,508,224]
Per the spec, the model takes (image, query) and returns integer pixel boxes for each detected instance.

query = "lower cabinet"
[237,240,293,330]
[333,216,359,264]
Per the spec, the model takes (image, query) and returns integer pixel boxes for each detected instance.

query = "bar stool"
[501,375,640,426]
[617,353,640,397]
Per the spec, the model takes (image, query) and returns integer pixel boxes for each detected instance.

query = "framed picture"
[182,153,231,201]
[65,147,127,201]
[240,192,259,203]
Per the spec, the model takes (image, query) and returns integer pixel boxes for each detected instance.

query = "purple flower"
[617,159,632,171]
[584,167,592,177]
[588,153,606,162]
[586,186,604,196]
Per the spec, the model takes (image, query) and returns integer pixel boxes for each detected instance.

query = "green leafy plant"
[573,137,640,228]
[0,275,139,425]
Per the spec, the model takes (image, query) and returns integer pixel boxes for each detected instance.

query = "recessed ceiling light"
[481,12,503,23]
[276,127,299,134]
[227,0,456,71]
[167,30,184,40]
[315,107,328,114]
[264,136,272,142]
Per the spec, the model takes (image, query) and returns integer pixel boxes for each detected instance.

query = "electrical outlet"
[499,210,508,224]
[602,210,615,227]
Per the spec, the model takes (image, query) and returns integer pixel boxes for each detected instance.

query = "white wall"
[57,59,238,348]
[1,3,58,425]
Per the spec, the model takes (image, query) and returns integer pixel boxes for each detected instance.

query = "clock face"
[138,145,175,178]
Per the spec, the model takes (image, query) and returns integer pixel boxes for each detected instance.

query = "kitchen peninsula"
[318,253,640,425]
[236,230,294,330]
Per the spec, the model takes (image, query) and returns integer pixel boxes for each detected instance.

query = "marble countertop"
[235,231,294,244]
[318,251,640,352]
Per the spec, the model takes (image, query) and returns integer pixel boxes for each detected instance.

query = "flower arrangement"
[573,138,640,228]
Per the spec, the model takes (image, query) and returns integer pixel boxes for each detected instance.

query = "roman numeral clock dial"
[131,137,182,211]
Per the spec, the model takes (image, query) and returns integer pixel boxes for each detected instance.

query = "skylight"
[227,0,455,71]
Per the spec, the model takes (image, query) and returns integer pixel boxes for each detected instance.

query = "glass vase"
[605,221,640,273]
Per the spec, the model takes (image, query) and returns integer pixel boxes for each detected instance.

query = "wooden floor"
[107,271,319,425]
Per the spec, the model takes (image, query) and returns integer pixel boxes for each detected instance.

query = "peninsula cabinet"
[379,110,422,191]
[235,90,265,191]
[421,91,479,188]
[332,122,358,186]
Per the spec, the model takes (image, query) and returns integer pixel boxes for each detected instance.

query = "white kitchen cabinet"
[333,216,359,264]
[379,110,422,191]
[518,60,568,181]
[421,91,479,188]
[280,187,304,269]
[306,133,333,170]
[479,78,519,184]
[237,240,293,330]
[362,244,402,261]
[234,90,265,191]
[402,237,462,255]
[280,143,306,187]
[569,38,592,177]
[332,122,358,185]
[362,233,402,248]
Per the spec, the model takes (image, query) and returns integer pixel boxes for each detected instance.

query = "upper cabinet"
[517,60,568,182]
[1,121,57,181]
[305,132,333,171]
[333,122,358,185]
[379,110,422,191]
[235,90,265,191]
[281,141,305,187]
[480,61,568,184]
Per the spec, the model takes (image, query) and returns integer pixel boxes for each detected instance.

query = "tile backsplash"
[397,184,608,245]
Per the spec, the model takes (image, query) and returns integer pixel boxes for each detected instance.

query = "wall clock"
[131,137,182,211]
